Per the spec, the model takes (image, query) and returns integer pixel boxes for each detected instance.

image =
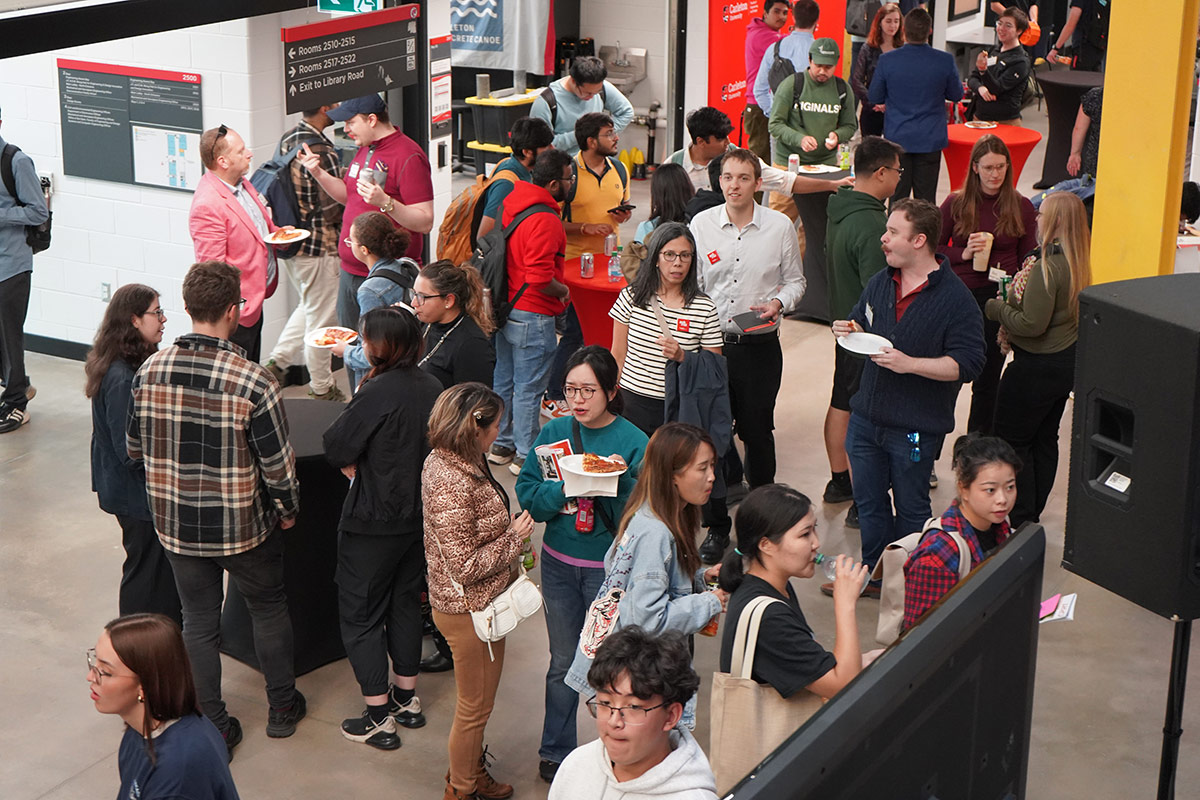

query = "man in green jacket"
[821,135,904,529]
[768,37,858,167]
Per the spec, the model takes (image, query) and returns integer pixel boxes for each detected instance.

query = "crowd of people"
[0,3,1108,799]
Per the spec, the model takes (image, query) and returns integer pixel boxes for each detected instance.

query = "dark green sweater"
[767,71,857,166]
[826,187,888,320]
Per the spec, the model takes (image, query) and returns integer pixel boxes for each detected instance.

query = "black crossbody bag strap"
[571,418,619,535]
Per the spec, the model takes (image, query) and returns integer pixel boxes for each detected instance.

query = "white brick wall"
[2,2,452,350]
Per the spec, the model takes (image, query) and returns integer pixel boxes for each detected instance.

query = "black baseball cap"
[328,94,387,121]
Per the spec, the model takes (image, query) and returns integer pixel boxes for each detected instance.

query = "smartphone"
[607,203,636,214]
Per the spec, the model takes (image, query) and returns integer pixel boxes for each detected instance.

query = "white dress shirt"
[689,203,806,334]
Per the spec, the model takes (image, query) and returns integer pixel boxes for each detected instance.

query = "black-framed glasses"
[563,385,597,399]
[143,307,166,321]
[660,250,694,263]
[586,697,668,725]
[883,165,905,176]
[412,292,446,305]
[238,297,247,308]
[907,431,921,463]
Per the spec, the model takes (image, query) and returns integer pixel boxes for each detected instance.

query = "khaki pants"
[767,168,806,258]
[742,104,771,163]
[266,252,339,392]
[434,609,506,795]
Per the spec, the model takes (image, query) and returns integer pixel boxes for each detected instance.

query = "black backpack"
[541,83,608,129]
[1,144,51,254]
[845,0,882,38]
[562,155,628,221]
[469,203,558,328]
[765,40,798,95]
[365,257,419,305]
[247,137,319,259]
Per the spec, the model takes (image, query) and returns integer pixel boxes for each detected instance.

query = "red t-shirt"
[892,270,930,321]
[338,129,434,276]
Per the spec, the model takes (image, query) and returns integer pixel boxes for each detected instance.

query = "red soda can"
[575,498,595,532]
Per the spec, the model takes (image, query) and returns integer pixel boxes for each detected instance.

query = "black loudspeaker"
[1063,274,1200,620]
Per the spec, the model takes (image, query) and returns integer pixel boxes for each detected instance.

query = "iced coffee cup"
[972,231,994,272]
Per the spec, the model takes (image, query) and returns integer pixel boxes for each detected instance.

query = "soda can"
[788,153,800,173]
[581,252,595,278]
[358,167,374,186]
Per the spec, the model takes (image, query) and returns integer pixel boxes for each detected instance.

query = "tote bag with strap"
[709,595,825,794]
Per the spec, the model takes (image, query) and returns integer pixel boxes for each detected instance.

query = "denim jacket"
[343,257,418,386]
[565,504,721,726]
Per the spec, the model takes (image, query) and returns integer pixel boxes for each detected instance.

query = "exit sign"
[318,0,381,13]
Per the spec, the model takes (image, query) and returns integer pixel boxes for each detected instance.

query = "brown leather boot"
[472,768,513,800]
[441,783,477,800]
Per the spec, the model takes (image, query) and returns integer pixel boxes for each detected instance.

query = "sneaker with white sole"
[308,385,346,402]
[342,709,401,750]
[387,693,427,729]
[487,444,515,465]
[508,455,525,477]
[0,405,30,434]
[540,397,570,419]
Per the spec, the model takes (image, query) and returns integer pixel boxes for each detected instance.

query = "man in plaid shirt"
[128,260,305,757]
[263,105,346,401]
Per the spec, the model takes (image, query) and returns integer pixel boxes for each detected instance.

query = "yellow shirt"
[564,152,630,260]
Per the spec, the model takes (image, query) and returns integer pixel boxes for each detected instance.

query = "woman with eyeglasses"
[937,135,1037,434]
[412,259,496,390]
[329,211,418,389]
[515,345,649,784]
[609,223,722,436]
[89,613,240,794]
[85,284,181,625]
[322,306,444,751]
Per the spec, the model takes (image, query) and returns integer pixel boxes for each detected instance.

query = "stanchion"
[1157,619,1192,800]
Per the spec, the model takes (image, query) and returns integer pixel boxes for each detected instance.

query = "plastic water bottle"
[608,247,622,283]
[522,538,535,570]
[814,553,869,595]
[838,143,851,170]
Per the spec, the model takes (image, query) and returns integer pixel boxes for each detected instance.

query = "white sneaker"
[0,405,30,434]
[540,397,570,419]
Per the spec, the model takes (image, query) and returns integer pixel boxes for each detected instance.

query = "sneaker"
[929,470,939,489]
[341,708,401,750]
[699,530,730,565]
[266,689,307,738]
[222,716,243,763]
[487,444,515,465]
[308,384,346,402]
[507,455,525,477]
[540,397,571,419]
[538,759,561,784]
[264,359,288,386]
[822,477,855,504]
[821,580,881,599]
[388,692,427,729]
[0,405,29,434]
[844,502,860,529]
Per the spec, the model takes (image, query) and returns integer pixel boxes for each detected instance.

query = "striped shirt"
[127,334,300,557]
[609,287,722,398]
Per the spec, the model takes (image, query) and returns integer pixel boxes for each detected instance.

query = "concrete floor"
[4,96,1199,800]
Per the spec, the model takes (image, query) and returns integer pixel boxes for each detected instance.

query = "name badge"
[865,303,874,327]
[986,56,998,67]
[348,163,360,179]
[706,250,721,265]
[988,267,1007,283]
[676,319,691,333]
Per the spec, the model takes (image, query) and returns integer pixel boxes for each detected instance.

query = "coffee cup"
[972,232,994,272]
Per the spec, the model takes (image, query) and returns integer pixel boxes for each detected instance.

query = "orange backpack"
[435,167,519,266]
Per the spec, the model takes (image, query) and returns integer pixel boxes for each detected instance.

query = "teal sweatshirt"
[515,415,648,563]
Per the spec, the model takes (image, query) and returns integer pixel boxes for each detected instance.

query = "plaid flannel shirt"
[280,121,343,257]
[127,334,300,557]
[902,501,1012,630]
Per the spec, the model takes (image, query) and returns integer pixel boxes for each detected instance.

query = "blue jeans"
[539,549,606,763]
[845,413,942,569]
[494,308,557,457]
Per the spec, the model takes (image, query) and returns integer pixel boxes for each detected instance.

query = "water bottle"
[522,537,535,570]
[838,143,851,170]
[608,247,622,283]
[814,553,869,595]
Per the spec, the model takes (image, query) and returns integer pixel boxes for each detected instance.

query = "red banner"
[707,1,754,129]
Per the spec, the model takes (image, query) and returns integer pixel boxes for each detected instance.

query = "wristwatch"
[380,197,395,214]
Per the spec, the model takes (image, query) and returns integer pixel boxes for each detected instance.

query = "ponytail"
[420,259,495,336]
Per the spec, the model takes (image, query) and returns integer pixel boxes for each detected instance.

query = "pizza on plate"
[582,453,625,474]
[270,228,307,243]
[314,328,357,346]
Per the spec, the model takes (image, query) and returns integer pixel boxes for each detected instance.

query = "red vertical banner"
[707,1,753,126]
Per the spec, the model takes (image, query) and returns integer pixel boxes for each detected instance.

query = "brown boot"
[473,769,513,800]
[441,783,477,800]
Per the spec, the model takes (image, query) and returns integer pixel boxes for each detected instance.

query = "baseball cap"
[328,94,387,121]
[810,38,840,65]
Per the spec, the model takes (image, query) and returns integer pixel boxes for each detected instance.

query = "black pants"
[967,284,1006,434]
[725,335,783,488]
[0,270,31,409]
[620,388,664,437]
[336,530,426,696]
[545,306,584,403]
[892,151,942,205]
[117,515,182,625]
[230,315,264,364]
[992,343,1076,526]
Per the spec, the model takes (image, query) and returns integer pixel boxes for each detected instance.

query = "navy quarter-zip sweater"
[848,255,986,434]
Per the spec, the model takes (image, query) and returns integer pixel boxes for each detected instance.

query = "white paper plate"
[837,332,892,356]
[558,454,625,498]
[797,163,843,174]
[264,228,311,245]
[307,326,358,349]
[964,121,998,129]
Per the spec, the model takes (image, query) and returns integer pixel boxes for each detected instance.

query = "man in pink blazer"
[189,125,280,361]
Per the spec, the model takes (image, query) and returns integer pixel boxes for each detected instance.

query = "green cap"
[810,38,840,65]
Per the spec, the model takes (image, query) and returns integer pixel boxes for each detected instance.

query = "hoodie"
[967,44,1031,122]
[744,18,784,108]
[548,729,718,800]
[825,187,889,320]
[500,180,568,316]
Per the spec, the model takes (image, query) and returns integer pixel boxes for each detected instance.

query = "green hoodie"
[825,186,889,320]
[768,71,857,166]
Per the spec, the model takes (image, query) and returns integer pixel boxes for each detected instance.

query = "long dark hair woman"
[322,306,445,750]
[938,135,1038,433]
[412,259,496,389]
[89,613,239,797]
[634,163,695,244]
[851,3,904,137]
[85,284,181,624]
[609,222,723,435]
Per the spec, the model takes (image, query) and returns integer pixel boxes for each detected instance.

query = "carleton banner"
[708,1,753,132]
[450,0,554,75]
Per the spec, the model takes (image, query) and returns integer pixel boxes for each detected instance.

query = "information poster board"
[58,59,203,192]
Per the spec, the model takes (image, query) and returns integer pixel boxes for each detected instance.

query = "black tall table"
[220,398,348,676]
[790,170,850,323]
[1033,69,1104,189]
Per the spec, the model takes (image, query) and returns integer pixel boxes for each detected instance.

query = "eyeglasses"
[412,292,446,305]
[143,307,166,321]
[86,648,134,684]
[563,385,597,399]
[882,165,905,176]
[343,237,361,249]
[907,431,922,463]
[977,164,1008,173]
[586,698,668,725]
[236,297,247,309]
[660,250,694,263]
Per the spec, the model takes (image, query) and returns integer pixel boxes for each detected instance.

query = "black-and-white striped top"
[609,287,722,399]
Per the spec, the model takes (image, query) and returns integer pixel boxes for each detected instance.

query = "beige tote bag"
[709,595,825,794]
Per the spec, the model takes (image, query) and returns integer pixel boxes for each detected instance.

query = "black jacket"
[323,366,443,535]
[420,313,495,390]
[91,359,151,520]
[968,45,1031,122]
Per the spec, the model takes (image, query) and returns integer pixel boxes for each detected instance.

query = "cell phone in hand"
[607,203,636,214]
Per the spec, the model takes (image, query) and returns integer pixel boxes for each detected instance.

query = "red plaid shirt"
[902,501,1012,630]
[280,121,343,257]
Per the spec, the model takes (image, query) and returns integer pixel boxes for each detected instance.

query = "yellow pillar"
[1091,0,1200,283]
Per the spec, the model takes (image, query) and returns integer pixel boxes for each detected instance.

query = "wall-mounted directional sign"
[281,4,420,115]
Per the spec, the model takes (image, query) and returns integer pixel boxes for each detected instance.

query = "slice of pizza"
[582,453,625,474]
